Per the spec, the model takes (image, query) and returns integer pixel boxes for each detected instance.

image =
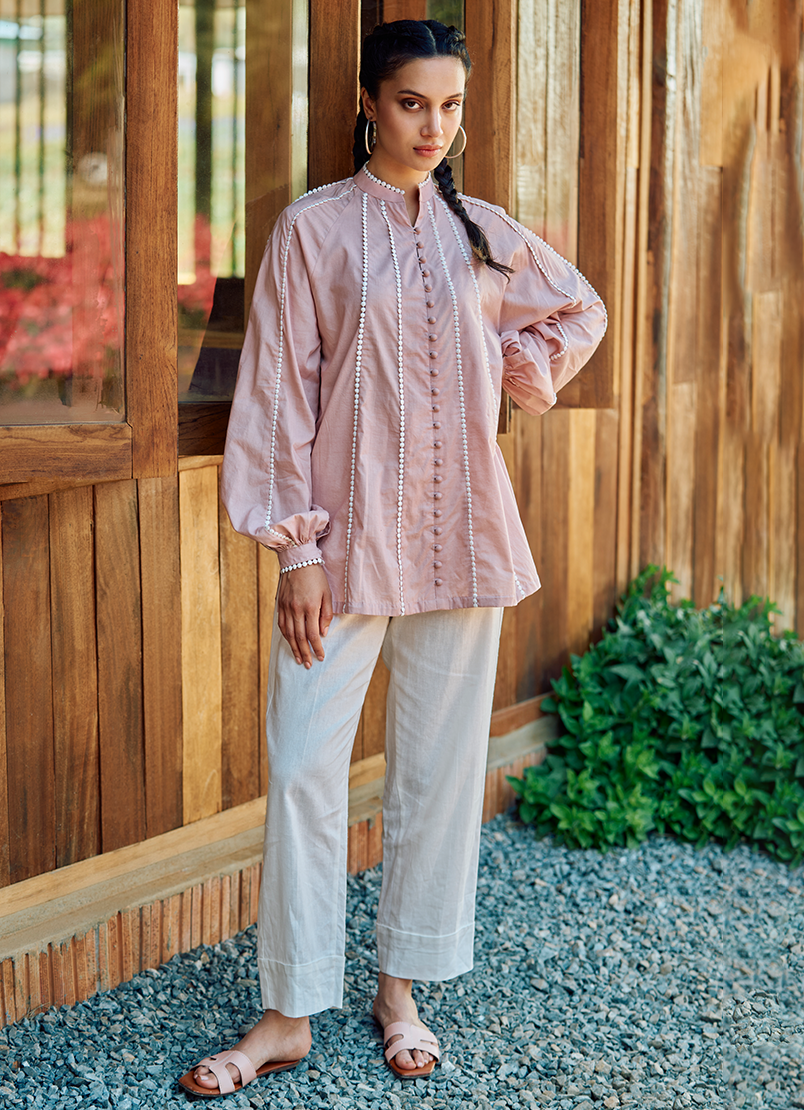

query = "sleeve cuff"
[276,542,323,570]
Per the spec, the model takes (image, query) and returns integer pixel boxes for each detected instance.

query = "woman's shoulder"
[281,177,359,224]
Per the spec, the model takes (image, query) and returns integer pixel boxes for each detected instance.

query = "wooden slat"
[382,1,426,20]
[95,481,146,852]
[798,443,804,635]
[139,477,183,837]
[691,167,723,607]
[2,497,55,884]
[566,409,597,655]
[126,0,178,477]
[357,658,390,763]
[257,545,279,795]
[593,409,620,634]
[513,411,543,701]
[49,487,100,867]
[493,433,517,710]
[743,431,769,600]
[638,0,675,570]
[179,466,223,824]
[464,0,516,212]
[219,497,260,809]
[769,443,796,631]
[0,425,131,486]
[538,411,571,686]
[244,1,294,315]
[308,0,360,190]
[666,382,696,601]
[561,0,627,409]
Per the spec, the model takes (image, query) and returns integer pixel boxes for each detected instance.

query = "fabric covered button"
[433,509,442,517]
[433,543,442,551]
[426,300,435,308]
[432,404,440,411]
[433,421,441,428]
[418,255,427,263]
[431,388,440,396]
[429,351,438,359]
[433,491,442,500]
[434,475,443,483]
[434,578,443,587]
[416,240,424,248]
[434,458,442,466]
[421,269,430,277]
[434,561,442,569]
[433,440,442,448]
[428,316,436,324]
[424,284,432,292]
[433,526,442,535]
[428,333,437,341]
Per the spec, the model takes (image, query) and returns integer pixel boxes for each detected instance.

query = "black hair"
[353,20,512,277]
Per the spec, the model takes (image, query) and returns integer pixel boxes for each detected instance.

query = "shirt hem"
[332,586,540,617]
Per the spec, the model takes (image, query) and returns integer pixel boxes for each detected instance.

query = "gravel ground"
[1,813,803,1109]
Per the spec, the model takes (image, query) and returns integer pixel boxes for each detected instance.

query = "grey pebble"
[1,816,803,1108]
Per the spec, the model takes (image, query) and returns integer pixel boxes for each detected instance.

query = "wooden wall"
[1,0,803,896]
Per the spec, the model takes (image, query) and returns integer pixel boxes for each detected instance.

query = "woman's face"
[362,56,466,185]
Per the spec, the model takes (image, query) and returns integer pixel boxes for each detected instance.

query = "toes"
[193,1063,241,1090]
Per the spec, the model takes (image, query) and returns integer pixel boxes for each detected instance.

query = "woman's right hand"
[276,563,333,668]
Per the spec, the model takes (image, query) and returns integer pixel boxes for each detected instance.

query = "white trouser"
[257,605,504,1017]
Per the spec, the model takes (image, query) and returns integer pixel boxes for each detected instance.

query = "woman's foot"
[192,1009,312,1092]
[373,973,437,1073]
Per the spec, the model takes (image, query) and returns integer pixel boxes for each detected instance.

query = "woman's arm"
[497,223,607,414]
[221,206,333,662]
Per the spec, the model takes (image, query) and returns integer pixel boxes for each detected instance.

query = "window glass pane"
[178,0,245,403]
[0,0,125,425]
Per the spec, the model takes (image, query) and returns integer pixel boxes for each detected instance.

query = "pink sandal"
[382,1021,440,1079]
[177,1049,300,1098]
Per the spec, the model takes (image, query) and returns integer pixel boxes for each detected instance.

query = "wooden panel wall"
[1,0,803,896]
[0,465,274,887]
[635,0,804,629]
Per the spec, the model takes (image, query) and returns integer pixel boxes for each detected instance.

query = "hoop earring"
[445,125,467,160]
[364,120,376,156]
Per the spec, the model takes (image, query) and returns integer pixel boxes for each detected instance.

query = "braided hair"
[354,20,513,277]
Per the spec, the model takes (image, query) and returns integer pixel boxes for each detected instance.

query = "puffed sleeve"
[220,206,330,570]
[498,223,607,415]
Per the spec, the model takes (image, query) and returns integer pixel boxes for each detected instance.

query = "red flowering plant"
[0,215,124,406]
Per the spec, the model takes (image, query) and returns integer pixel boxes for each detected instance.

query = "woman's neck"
[364,158,427,226]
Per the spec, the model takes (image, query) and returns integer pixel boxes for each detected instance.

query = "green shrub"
[508,567,804,862]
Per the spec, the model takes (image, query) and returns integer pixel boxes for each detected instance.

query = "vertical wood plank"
[593,409,621,635]
[691,168,723,607]
[464,0,516,212]
[347,822,367,875]
[367,812,383,870]
[219,496,260,808]
[127,0,178,477]
[513,413,543,701]
[2,497,55,884]
[180,466,223,824]
[539,412,571,686]
[561,0,628,409]
[249,864,261,925]
[258,546,280,795]
[566,410,597,654]
[666,381,697,601]
[49,487,100,867]
[139,477,183,837]
[358,659,390,762]
[74,935,91,1004]
[245,0,294,315]
[308,0,360,189]
[743,432,769,600]
[95,481,146,852]
[383,1,427,20]
[162,894,181,964]
[1,961,16,1025]
[84,933,97,1004]
[769,443,796,631]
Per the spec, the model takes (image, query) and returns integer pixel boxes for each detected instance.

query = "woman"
[179,19,606,1098]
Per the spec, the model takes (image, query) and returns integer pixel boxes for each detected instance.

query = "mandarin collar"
[355,164,434,205]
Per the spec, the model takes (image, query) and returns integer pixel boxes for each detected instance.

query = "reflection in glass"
[178,0,245,402]
[0,0,125,425]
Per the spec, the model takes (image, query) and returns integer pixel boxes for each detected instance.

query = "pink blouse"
[221,167,606,616]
